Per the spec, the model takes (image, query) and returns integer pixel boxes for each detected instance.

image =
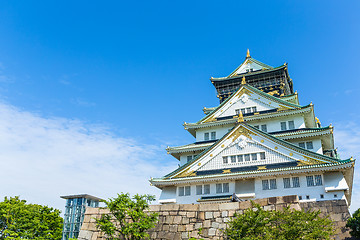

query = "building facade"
[61,194,102,240]
[151,50,355,206]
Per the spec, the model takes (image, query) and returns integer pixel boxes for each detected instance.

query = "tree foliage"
[346,208,360,238]
[96,193,158,240]
[0,196,63,240]
[225,202,334,240]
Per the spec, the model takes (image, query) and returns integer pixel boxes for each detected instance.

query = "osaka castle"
[150,50,355,206]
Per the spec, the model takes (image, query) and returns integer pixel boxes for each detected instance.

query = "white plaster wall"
[289,139,323,154]
[159,172,347,204]
[195,126,232,142]
[248,115,305,133]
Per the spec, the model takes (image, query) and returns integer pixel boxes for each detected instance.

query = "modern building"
[150,50,355,206]
[61,194,102,240]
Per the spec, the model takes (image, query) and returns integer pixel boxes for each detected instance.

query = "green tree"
[225,202,334,240]
[346,208,360,238]
[96,193,158,240]
[0,196,63,239]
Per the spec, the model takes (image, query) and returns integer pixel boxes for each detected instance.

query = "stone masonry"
[78,195,351,240]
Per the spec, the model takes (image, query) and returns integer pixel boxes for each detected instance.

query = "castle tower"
[150,51,355,206]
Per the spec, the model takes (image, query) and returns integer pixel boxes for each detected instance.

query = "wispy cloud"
[0,102,176,213]
[333,121,360,213]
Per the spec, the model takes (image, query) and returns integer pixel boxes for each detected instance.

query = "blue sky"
[0,1,359,213]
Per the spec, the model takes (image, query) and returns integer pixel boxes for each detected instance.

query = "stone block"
[187,211,196,218]
[87,222,97,231]
[199,203,219,211]
[162,211,169,216]
[91,232,98,240]
[81,222,89,231]
[221,211,228,217]
[173,215,182,224]
[289,203,301,211]
[182,217,190,224]
[162,224,170,231]
[203,219,211,228]
[219,223,227,229]
[263,205,275,211]
[180,203,199,211]
[174,232,182,240]
[181,232,189,239]
[150,231,157,239]
[219,202,240,211]
[190,231,200,238]
[179,211,187,215]
[213,211,221,218]
[170,211,178,215]
[186,224,194,231]
[228,210,235,217]
[169,225,178,232]
[99,208,109,215]
[78,230,93,240]
[83,214,91,223]
[283,195,298,203]
[165,215,174,224]
[212,221,220,228]
[195,222,203,229]
[205,211,213,219]
[178,224,186,231]
[224,217,230,223]
[208,228,216,236]
[198,211,205,220]
[268,197,277,205]
[216,217,223,223]
[160,204,180,211]
[239,200,252,209]
[149,204,161,212]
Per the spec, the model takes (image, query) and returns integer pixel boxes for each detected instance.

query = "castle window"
[261,124,267,132]
[237,155,243,162]
[246,107,252,113]
[334,194,337,198]
[251,153,257,161]
[262,179,277,190]
[241,109,246,115]
[306,195,310,200]
[204,132,209,141]
[223,183,229,193]
[211,132,216,140]
[196,185,202,195]
[292,177,300,188]
[283,178,291,188]
[260,152,266,160]
[187,155,193,162]
[314,175,323,186]
[306,141,313,149]
[254,125,259,129]
[288,120,295,130]
[299,196,302,200]
[185,186,191,196]
[244,154,250,161]
[281,122,287,131]
[178,187,184,196]
[216,183,229,193]
[299,142,305,148]
[306,176,315,187]
[231,156,236,163]
[204,185,210,194]
[235,109,240,115]
[252,107,257,112]
[223,156,228,164]
[320,194,324,199]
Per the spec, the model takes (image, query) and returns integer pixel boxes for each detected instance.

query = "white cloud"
[333,121,360,213]
[0,102,176,213]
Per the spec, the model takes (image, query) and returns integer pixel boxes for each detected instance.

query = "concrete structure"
[77,195,352,240]
[151,50,355,207]
[61,194,102,240]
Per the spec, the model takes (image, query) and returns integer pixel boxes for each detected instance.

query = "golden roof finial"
[237,112,244,123]
[241,75,246,84]
[246,49,251,58]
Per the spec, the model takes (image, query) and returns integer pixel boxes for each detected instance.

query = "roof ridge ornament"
[237,111,244,123]
[246,49,251,58]
[241,75,246,84]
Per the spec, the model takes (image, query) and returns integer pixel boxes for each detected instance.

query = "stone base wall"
[78,195,351,240]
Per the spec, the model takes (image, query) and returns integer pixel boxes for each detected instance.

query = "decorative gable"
[201,85,297,123]
[170,123,336,179]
